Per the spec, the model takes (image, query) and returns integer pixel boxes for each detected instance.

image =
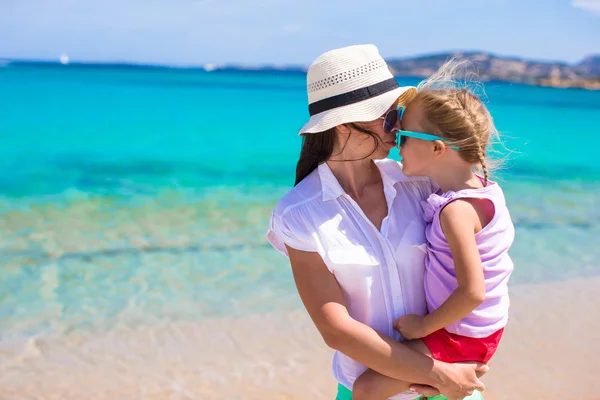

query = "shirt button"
[395,294,401,298]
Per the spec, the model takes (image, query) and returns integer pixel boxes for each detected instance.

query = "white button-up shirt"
[267,159,436,400]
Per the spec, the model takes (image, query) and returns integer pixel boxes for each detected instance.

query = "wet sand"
[1,276,598,399]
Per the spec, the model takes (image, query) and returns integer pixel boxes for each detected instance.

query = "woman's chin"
[381,147,394,158]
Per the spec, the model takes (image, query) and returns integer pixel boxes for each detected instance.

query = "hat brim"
[299,86,414,135]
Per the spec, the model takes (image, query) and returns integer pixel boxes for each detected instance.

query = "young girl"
[353,63,515,400]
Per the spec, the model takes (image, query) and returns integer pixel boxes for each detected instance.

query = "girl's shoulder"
[423,180,504,225]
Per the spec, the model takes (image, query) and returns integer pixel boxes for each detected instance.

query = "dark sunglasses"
[379,106,406,134]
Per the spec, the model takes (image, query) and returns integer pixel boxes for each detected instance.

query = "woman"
[266,44,487,400]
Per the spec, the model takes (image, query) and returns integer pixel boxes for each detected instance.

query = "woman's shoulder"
[268,170,324,256]
[272,169,323,219]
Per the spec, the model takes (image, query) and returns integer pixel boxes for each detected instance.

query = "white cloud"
[571,0,600,15]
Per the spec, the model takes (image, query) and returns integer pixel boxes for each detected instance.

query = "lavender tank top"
[423,178,515,338]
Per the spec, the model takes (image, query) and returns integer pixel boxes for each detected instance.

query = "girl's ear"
[432,140,447,158]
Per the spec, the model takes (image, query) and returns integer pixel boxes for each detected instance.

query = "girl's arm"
[286,245,487,399]
[417,199,487,337]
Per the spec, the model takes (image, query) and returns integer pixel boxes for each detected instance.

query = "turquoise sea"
[1,64,599,339]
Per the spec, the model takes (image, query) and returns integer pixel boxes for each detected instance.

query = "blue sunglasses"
[382,106,460,151]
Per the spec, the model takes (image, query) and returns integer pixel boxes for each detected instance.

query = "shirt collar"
[318,160,405,202]
[318,162,346,202]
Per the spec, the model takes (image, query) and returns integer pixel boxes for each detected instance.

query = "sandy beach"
[0,276,598,399]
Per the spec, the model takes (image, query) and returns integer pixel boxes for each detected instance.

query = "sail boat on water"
[60,53,70,65]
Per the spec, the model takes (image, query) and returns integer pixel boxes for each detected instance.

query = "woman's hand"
[411,361,487,400]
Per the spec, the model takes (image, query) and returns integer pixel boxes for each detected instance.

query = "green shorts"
[335,383,484,400]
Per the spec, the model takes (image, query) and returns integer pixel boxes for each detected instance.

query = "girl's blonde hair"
[405,59,499,185]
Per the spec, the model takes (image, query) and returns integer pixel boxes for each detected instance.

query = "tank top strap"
[421,191,461,223]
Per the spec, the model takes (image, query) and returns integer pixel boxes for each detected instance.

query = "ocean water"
[1,64,599,339]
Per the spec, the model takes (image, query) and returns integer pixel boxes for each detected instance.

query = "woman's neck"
[326,158,382,199]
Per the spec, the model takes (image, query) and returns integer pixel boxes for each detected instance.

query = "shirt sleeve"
[266,210,317,257]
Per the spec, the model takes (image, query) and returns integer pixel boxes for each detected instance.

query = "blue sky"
[1,0,599,66]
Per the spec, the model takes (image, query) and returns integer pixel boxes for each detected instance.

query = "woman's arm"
[287,245,487,398]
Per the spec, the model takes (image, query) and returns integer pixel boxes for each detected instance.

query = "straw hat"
[299,44,414,135]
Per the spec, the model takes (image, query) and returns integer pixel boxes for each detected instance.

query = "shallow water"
[1,65,599,339]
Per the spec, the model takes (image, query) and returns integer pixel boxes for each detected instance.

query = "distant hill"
[386,51,600,89]
[3,52,600,89]
[576,55,600,77]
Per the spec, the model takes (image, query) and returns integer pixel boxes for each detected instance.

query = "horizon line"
[2,49,598,70]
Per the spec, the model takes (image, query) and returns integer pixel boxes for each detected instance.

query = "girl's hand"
[393,314,427,340]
